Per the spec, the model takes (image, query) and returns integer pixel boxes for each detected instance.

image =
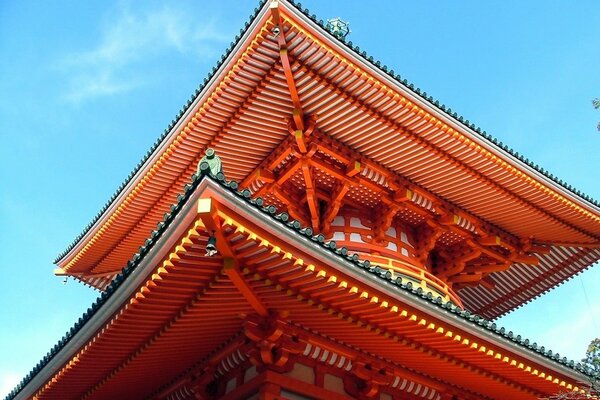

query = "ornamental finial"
[198,148,223,177]
[325,17,350,40]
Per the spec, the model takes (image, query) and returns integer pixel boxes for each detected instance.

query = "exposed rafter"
[292,60,599,242]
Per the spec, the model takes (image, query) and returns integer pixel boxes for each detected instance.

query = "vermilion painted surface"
[35,193,587,399]
[55,0,599,319]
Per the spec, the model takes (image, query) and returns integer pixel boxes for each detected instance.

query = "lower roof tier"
[10,175,592,400]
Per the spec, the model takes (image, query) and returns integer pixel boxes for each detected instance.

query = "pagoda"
[7,1,600,399]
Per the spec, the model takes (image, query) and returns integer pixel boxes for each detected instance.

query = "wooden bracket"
[412,222,444,266]
[272,185,310,227]
[301,161,320,231]
[321,180,350,234]
[373,205,400,243]
[436,248,482,279]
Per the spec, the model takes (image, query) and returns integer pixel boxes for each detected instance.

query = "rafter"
[472,247,598,317]
[293,60,599,242]
[532,240,600,249]
[198,200,269,317]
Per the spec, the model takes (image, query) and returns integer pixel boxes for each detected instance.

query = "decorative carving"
[343,361,392,399]
[198,148,223,177]
[243,314,305,369]
[325,17,351,40]
[412,222,444,268]
[238,114,537,291]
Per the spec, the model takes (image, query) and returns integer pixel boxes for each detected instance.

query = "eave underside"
[33,194,586,400]
[55,0,600,320]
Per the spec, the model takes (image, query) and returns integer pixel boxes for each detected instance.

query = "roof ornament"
[325,17,351,40]
[205,230,218,257]
[271,26,281,38]
[198,148,223,178]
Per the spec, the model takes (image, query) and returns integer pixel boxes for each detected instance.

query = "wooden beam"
[199,206,268,317]
[321,180,350,234]
[410,222,442,267]
[373,204,400,243]
[197,198,234,258]
[270,3,304,131]
[510,252,539,265]
[465,262,511,274]
[223,258,268,317]
[448,273,483,284]
[436,249,482,279]
[301,160,320,231]
[272,184,310,227]
[252,156,303,198]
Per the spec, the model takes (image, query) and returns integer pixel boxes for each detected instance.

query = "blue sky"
[1,0,599,396]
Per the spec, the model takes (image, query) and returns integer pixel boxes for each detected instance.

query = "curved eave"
[292,11,600,214]
[55,0,599,299]
[279,0,600,212]
[10,175,593,400]
[54,0,274,268]
[276,0,600,231]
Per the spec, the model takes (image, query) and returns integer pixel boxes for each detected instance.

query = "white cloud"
[0,372,22,399]
[63,69,143,103]
[60,4,229,103]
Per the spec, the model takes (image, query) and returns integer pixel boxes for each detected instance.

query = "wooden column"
[259,382,281,400]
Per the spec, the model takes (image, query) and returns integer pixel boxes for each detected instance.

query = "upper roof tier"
[55,0,600,318]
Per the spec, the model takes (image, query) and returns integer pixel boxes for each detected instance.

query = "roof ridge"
[8,169,591,400]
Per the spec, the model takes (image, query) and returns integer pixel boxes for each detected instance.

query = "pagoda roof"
[7,172,593,400]
[53,0,600,318]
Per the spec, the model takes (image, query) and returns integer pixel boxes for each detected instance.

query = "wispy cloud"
[59,4,229,103]
[0,371,22,398]
[63,70,143,103]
